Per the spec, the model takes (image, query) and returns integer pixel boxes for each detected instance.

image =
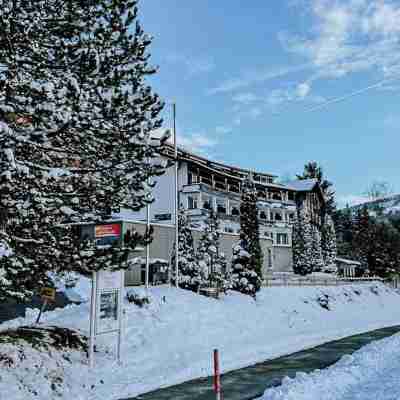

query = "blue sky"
[140,0,400,207]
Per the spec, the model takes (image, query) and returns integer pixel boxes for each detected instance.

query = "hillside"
[1,283,400,399]
[348,194,400,218]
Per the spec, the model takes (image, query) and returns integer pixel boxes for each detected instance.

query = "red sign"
[95,224,121,238]
[15,115,32,125]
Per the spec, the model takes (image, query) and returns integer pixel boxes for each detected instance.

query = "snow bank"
[1,283,400,399]
[260,332,400,400]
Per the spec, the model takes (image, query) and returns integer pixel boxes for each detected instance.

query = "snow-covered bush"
[196,210,230,290]
[126,290,150,307]
[171,209,204,292]
[231,177,263,297]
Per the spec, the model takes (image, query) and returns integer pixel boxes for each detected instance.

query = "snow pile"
[0,326,95,400]
[260,332,400,400]
[1,283,400,399]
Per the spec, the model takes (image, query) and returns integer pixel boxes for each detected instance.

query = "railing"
[263,276,384,287]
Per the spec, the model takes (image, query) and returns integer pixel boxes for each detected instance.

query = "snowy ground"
[1,281,400,399]
[260,332,400,400]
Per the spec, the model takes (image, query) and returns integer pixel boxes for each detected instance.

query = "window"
[274,213,282,221]
[259,211,267,220]
[272,192,282,201]
[216,198,227,214]
[289,213,295,220]
[224,227,234,233]
[230,203,240,216]
[268,249,273,269]
[276,233,288,245]
[188,196,198,210]
[203,195,212,210]
[288,191,295,201]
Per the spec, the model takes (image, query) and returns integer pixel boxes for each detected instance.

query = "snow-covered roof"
[285,178,319,192]
[128,257,168,265]
[336,257,361,266]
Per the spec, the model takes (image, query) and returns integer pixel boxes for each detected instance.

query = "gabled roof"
[336,257,361,266]
[285,178,319,192]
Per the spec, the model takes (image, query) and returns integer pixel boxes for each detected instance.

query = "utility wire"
[304,76,400,113]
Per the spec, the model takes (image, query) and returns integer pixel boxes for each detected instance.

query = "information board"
[89,269,124,367]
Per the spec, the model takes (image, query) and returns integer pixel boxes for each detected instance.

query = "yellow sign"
[40,287,56,302]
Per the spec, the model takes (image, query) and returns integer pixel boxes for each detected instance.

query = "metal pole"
[89,271,97,368]
[173,103,179,288]
[35,298,48,325]
[117,270,124,364]
[145,201,150,289]
[145,151,150,289]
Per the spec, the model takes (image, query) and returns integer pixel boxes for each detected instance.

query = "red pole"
[213,349,221,400]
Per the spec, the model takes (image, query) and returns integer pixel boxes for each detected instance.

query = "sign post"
[35,287,56,324]
[89,269,124,367]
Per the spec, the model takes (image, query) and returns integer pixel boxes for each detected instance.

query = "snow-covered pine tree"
[0,3,79,301]
[196,210,229,290]
[292,207,313,275]
[352,207,372,270]
[170,208,202,292]
[0,1,166,300]
[231,177,263,297]
[321,214,337,271]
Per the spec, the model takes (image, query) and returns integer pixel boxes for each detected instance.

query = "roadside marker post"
[213,349,222,400]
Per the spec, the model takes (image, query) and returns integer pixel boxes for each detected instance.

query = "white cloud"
[283,0,400,84]
[233,117,241,126]
[232,92,258,104]
[207,64,310,95]
[296,82,311,98]
[215,126,232,134]
[165,54,215,77]
[248,107,263,119]
[266,83,322,106]
[171,132,218,155]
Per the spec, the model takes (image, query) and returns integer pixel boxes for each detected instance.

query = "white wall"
[123,159,187,223]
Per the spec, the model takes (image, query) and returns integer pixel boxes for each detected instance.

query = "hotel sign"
[95,223,121,246]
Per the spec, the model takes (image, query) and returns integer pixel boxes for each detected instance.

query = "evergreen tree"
[0,1,166,301]
[321,214,337,270]
[352,206,373,270]
[292,207,313,275]
[310,225,324,272]
[196,210,229,291]
[231,177,263,297]
[171,209,202,292]
[332,207,354,258]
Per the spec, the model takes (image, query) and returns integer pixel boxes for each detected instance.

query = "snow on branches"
[0,0,166,300]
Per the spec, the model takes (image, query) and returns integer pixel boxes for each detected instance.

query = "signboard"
[98,270,124,290]
[89,269,124,367]
[96,290,119,334]
[95,223,121,246]
[40,287,56,302]
[95,270,123,335]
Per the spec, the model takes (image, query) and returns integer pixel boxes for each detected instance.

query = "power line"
[303,76,400,113]
[271,75,400,117]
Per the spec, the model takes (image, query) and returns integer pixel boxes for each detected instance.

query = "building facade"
[125,145,325,274]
